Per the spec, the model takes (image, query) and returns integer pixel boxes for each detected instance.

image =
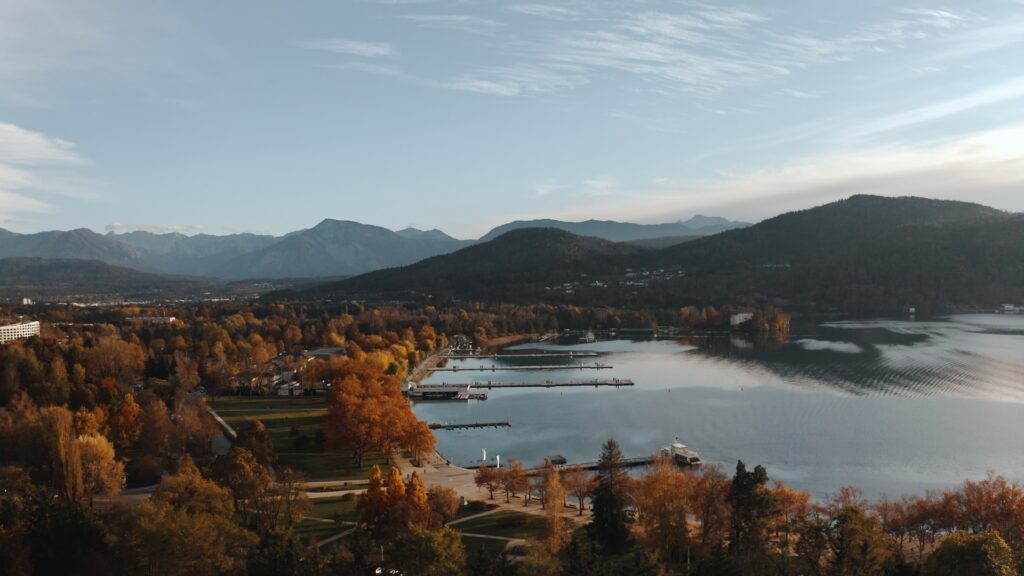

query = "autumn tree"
[77,434,125,499]
[634,454,691,566]
[691,463,731,558]
[562,464,593,516]
[140,399,172,456]
[924,530,1016,576]
[106,459,257,576]
[826,491,894,576]
[389,525,467,576]
[502,461,529,504]
[542,464,570,555]
[235,419,276,465]
[406,472,435,529]
[428,485,460,525]
[357,465,389,538]
[211,446,274,528]
[40,407,83,503]
[109,394,142,449]
[475,464,501,500]
[590,438,631,553]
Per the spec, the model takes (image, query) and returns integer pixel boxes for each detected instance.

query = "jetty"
[430,363,612,372]
[428,420,511,431]
[415,378,632,391]
[465,455,654,472]
[442,352,599,359]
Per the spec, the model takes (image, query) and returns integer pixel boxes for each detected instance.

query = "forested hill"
[304,195,1024,316]
[648,195,1024,315]
[308,228,647,301]
[0,258,204,300]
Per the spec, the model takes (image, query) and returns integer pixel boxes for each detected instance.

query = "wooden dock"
[417,378,633,390]
[428,420,511,431]
[442,352,599,359]
[466,455,654,471]
[430,363,612,372]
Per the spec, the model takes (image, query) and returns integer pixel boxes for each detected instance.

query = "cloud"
[532,183,566,197]
[300,38,395,57]
[400,14,501,33]
[436,64,586,96]
[851,76,1024,138]
[105,223,207,234]
[508,4,576,19]
[320,61,405,77]
[778,88,820,99]
[0,121,93,225]
[517,123,1024,225]
[0,121,83,165]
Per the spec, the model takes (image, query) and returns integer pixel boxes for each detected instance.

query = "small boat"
[661,441,703,466]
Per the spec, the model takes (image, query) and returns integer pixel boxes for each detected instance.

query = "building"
[730,313,754,327]
[125,316,178,325]
[0,321,41,343]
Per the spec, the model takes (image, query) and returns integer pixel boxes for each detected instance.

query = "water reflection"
[412,314,1024,499]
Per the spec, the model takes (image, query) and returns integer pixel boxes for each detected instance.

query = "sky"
[1,0,1023,239]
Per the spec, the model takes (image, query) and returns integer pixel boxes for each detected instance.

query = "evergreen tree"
[590,438,631,553]
[727,460,776,576]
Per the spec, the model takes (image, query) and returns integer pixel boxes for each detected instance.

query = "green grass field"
[454,509,547,540]
[212,396,390,481]
[309,497,360,522]
[462,536,510,560]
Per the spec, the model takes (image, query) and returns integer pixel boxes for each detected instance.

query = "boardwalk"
[443,352,598,359]
[414,378,633,391]
[429,420,511,430]
[430,363,612,372]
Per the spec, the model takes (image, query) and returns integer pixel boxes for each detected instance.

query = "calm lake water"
[411,314,1024,499]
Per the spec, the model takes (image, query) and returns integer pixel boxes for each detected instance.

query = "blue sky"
[1,0,1023,239]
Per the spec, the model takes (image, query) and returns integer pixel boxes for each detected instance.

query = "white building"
[0,321,41,343]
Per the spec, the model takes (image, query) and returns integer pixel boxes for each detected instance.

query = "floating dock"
[430,363,612,372]
[442,352,599,359]
[428,420,511,431]
[418,378,633,390]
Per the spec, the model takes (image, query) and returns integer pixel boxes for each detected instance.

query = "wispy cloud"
[559,124,1024,224]
[508,4,577,19]
[400,13,501,34]
[426,5,972,99]
[300,38,395,57]
[0,121,83,165]
[0,121,93,224]
[851,76,1024,138]
[532,182,566,197]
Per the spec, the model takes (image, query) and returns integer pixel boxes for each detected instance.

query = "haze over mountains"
[0,216,746,280]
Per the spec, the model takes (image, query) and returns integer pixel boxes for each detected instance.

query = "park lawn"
[213,395,390,481]
[294,518,343,542]
[310,497,360,522]
[454,509,547,540]
[461,536,509,560]
[454,501,500,521]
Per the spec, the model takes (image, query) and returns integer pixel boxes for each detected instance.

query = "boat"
[661,441,703,466]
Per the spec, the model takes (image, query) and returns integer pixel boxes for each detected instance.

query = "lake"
[411,314,1024,499]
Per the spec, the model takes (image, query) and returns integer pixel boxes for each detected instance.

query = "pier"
[442,352,599,359]
[466,455,655,471]
[415,378,633,390]
[430,363,612,372]
[428,420,511,431]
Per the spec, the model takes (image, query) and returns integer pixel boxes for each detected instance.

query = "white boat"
[661,441,703,466]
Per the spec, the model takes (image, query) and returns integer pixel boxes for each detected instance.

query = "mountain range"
[309,195,1024,316]
[0,215,746,280]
